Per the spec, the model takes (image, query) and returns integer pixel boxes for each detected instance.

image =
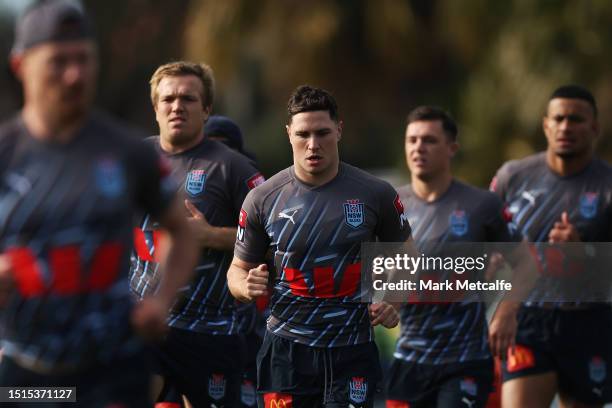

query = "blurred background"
[1,0,612,187]
[1,2,611,405]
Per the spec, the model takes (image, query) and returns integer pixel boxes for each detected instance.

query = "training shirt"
[234,162,411,348]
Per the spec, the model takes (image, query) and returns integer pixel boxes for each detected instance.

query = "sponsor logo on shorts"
[94,158,125,198]
[185,169,207,196]
[246,173,266,189]
[385,400,410,408]
[263,393,292,408]
[208,373,226,401]
[344,199,364,228]
[506,344,536,373]
[349,376,368,404]
[580,192,599,219]
[589,356,607,383]
[460,377,478,397]
[449,210,468,236]
[237,209,247,242]
[240,380,256,406]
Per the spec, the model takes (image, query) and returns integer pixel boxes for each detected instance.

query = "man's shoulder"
[453,179,500,203]
[497,152,546,179]
[341,162,396,195]
[245,167,293,203]
[88,111,147,147]
[0,115,22,148]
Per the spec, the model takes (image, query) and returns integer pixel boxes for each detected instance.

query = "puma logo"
[462,397,476,408]
[279,209,299,224]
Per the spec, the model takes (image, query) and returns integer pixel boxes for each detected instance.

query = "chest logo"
[579,192,599,219]
[94,158,125,198]
[185,169,207,196]
[449,210,469,236]
[344,199,364,228]
[278,209,299,225]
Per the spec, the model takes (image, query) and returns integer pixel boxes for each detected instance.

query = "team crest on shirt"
[240,380,256,406]
[208,373,226,400]
[460,377,478,397]
[344,199,364,228]
[94,158,125,198]
[185,169,207,196]
[449,210,468,236]
[579,192,599,219]
[349,377,367,404]
[589,356,607,383]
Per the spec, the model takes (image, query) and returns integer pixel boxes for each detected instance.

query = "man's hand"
[245,264,269,300]
[131,296,169,342]
[185,199,213,241]
[185,199,236,250]
[548,211,580,243]
[369,302,400,328]
[488,301,518,359]
[0,255,14,308]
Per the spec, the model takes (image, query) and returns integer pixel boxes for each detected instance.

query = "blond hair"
[150,61,215,109]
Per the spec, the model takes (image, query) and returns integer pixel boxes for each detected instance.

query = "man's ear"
[337,120,343,141]
[9,54,24,81]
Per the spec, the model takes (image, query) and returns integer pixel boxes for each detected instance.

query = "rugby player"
[228,85,412,408]
[385,106,521,408]
[130,61,265,407]
[491,85,612,408]
[0,1,197,406]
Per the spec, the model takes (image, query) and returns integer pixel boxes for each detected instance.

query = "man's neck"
[21,106,85,143]
[411,172,453,202]
[546,149,592,177]
[159,131,205,154]
[294,162,340,187]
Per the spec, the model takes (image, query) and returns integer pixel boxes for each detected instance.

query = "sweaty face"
[405,120,457,181]
[544,98,598,160]
[19,40,98,123]
[287,111,342,186]
[155,75,209,148]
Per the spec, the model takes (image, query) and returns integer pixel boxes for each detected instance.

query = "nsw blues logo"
[589,356,607,383]
[344,199,364,228]
[94,158,125,198]
[580,192,599,219]
[185,169,207,196]
[349,377,367,404]
[460,377,478,397]
[240,380,256,406]
[208,373,226,401]
[449,210,469,236]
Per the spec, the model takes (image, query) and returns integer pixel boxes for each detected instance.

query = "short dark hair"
[406,106,458,141]
[549,84,597,117]
[287,85,339,123]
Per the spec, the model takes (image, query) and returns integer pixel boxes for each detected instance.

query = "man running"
[130,61,265,407]
[228,85,411,408]
[491,85,612,408]
[0,2,197,406]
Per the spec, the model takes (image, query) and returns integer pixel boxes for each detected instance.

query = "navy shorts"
[501,306,612,404]
[0,352,151,408]
[385,358,493,408]
[152,327,246,407]
[256,331,381,408]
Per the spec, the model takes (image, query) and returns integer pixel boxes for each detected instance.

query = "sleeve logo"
[393,194,409,229]
[237,209,247,242]
[246,173,266,190]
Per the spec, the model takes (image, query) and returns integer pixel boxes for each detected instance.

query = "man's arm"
[184,200,236,250]
[131,196,198,339]
[227,256,269,303]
